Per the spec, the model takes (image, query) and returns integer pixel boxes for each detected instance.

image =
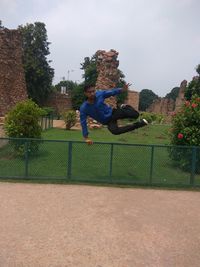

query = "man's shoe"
[140,119,148,126]
[120,104,128,108]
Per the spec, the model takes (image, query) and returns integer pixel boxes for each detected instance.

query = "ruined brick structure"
[125,90,139,110]
[175,80,187,111]
[147,80,187,115]
[0,28,27,116]
[44,92,72,115]
[95,49,120,108]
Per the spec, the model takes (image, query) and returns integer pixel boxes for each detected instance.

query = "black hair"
[84,84,95,92]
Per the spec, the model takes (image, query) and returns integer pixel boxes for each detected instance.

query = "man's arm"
[80,109,93,145]
[103,83,131,98]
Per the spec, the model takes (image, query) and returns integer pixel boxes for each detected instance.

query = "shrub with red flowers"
[169,95,200,172]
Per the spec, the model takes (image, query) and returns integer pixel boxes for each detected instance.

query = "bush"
[169,95,200,172]
[62,110,77,130]
[4,99,44,156]
[140,112,164,124]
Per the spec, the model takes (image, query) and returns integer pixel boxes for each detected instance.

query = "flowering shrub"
[169,95,200,172]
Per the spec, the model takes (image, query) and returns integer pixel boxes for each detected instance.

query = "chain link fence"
[0,137,199,187]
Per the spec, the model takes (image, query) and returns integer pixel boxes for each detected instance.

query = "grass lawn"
[0,124,199,187]
[42,124,171,144]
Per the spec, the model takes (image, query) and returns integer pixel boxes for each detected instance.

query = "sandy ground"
[0,183,200,267]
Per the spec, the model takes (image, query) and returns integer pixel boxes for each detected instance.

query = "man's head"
[84,84,96,100]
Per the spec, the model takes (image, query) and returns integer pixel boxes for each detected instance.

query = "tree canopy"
[139,89,159,111]
[18,22,54,106]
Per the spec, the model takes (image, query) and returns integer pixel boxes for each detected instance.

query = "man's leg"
[111,105,139,121]
[107,106,148,135]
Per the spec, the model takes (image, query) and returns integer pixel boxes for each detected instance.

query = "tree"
[185,64,200,100]
[71,83,85,110]
[18,22,54,105]
[139,89,159,111]
[0,20,4,29]
[54,80,77,92]
[81,55,98,85]
[165,87,180,101]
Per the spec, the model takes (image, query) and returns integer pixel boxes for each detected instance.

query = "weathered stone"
[125,90,139,110]
[175,80,187,112]
[0,28,27,116]
[95,49,120,108]
[147,80,187,115]
[44,92,72,115]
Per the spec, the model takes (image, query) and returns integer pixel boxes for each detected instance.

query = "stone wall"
[0,28,27,116]
[147,80,187,115]
[95,49,120,108]
[175,80,187,112]
[125,90,139,110]
[44,92,72,115]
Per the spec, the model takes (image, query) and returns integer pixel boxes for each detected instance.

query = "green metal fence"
[39,116,53,130]
[0,137,199,187]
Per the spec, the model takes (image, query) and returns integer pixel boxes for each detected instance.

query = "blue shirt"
[80,88,122,137]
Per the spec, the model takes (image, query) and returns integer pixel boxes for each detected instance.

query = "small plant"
[140,112,164,124]
[62,110,77,130]
[4,99,45,156]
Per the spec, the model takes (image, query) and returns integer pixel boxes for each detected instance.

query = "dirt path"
[0,183,200,267]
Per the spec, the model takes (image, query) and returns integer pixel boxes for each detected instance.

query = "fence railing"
[0,137,199,187]
[39,116,53,130]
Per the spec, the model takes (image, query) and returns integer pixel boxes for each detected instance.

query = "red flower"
[196,98,200,102]
[171,112,176,116]
[191,103,198,108]
[185,101,190,107]
[178,133,183,139]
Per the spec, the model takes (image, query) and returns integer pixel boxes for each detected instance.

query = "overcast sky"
[1,0,200,96]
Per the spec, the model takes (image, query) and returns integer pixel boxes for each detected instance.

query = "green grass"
[42,124,171,144]
[0,125,200,187]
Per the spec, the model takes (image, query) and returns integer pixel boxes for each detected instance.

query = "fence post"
[190,146,196,185]
[67,141,72,179]
[24,140,29,178]
[45,117,47,130]
[149,145,154,184]
[109,144,114,182]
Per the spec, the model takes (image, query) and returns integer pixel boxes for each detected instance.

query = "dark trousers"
[107,105,142,135]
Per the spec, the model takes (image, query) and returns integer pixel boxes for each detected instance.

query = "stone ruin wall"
[125,90,139,110]
[44,92,72,116]
[95,49,120,108]
[0,28,28,116]
[147,80,187,115]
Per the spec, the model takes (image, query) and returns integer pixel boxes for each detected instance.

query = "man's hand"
[122,83,132,92]
[85,138,93,145]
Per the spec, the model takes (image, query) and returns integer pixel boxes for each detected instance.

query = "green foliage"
[185,64,200,100]
[4,100,44,155]
[71,83,85,110]
[81,55,98,85]
[54,80,77,92]
[139,89,159,111]
[165,87,180,101]
[0,20,4,29]
[42,107,55,116]
[62,110,77,130]
[18,22,54,105]
[169,95,200,172]
[140,112,164,124]
[116,70,128,104]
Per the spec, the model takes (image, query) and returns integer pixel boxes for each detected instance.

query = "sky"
[1,0,200,96]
